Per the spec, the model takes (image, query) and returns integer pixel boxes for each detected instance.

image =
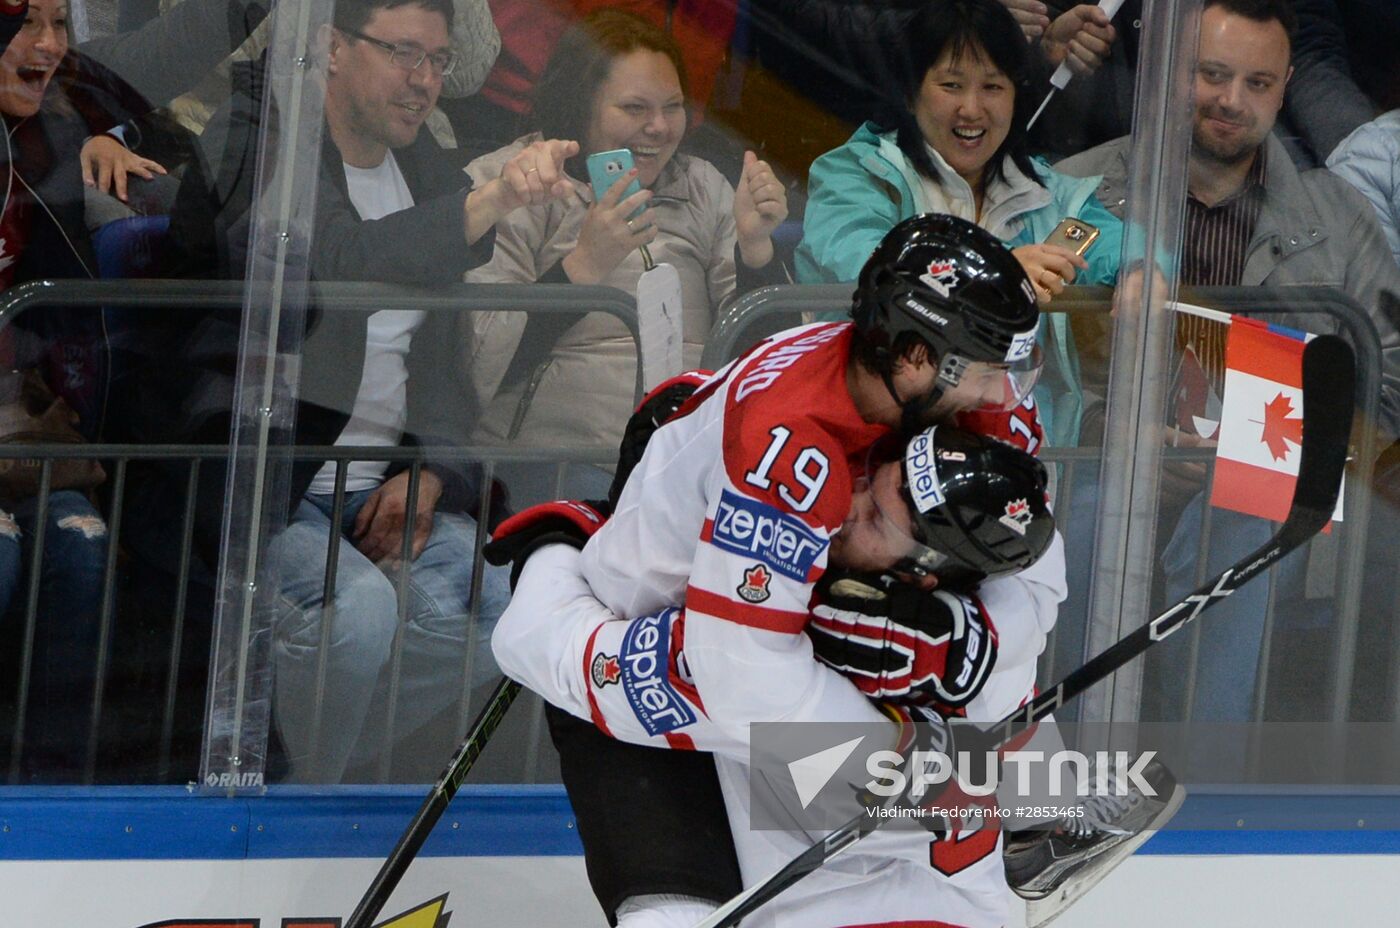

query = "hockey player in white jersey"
[488,215,1177,927]
[495,425,1057,928]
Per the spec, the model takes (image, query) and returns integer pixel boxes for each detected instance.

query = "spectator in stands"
[0,0,263,288]
[0,0,271,452]
[1057,0,1400,724]
[460,10,788,498]
[0,480,108,783]
[744,0,1112,134]
[1328,110,1400,268]
[712,0,1115,188]
[151,0,497,157]
[137,0,582,783]
[451,0,740,152]
[1026,0,1379,166]
[0,0,265,781]
[1058,0,1400,429]
[794,0,1123,447]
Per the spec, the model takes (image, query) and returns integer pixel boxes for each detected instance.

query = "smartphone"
[586,149,645,219]
[1042,218,1101,257]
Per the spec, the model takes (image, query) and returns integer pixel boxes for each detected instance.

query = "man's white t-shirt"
[308,152,426,495]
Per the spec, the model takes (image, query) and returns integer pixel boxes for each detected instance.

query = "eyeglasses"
[338,26,458,77]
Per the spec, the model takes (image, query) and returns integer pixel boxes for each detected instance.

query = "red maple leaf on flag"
[1261,391,1304,461]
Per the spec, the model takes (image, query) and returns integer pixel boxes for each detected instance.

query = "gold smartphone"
[1043,218,1101,257]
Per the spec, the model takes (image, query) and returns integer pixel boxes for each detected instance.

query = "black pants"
[546,704,743,925]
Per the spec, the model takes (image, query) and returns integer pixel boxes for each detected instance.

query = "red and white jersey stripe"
[578,323,897,748]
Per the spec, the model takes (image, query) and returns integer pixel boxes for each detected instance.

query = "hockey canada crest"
[591,652,621,688]
[999,498,1033,536]
[920,260,961,298]
[737,563,773,603]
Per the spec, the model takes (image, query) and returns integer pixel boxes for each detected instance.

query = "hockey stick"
[693,334,1355,928]
[344,677,523,928]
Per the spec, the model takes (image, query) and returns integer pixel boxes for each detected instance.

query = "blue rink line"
[3,786,1400,860]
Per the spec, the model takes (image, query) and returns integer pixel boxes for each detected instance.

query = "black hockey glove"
[483,499,609,589]
[810,571,998,709]
[606,370,712,508]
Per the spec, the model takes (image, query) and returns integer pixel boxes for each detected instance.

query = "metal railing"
[0,279,641,787]
[0,278,1389,786]
[700,283,1386,744]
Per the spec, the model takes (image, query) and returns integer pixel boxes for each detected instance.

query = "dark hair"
[851,328,930,378]
[1203,0,1297,51]
[333,0,455,37]
[530,10,688,177]
[873,0,1041,192]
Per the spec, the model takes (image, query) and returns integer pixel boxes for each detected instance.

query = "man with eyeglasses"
[279,0,583,782]
[136,0,582,783]
[321,0,576,257]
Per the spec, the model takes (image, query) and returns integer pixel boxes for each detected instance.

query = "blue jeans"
[1051,464,1099,699]
[1058,478,1308,725]
[1155,492,1309,723]
[269,489,510,783]
[0,490,108,780]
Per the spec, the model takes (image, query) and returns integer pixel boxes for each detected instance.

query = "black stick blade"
[1293,334,1354,526]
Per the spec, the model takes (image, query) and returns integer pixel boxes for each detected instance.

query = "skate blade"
[1018,783,1186,927]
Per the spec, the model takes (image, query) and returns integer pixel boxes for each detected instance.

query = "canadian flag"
[1210,317,1344,523]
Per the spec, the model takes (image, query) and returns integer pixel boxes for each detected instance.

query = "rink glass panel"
[0,0,1394,807]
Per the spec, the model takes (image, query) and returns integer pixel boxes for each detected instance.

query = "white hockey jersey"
[493,322,1068,928]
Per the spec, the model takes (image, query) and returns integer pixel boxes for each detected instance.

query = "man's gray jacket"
[1059,132,1400,440]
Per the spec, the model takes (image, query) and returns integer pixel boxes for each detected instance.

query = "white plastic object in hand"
[1029,0,1129,128]
[1048,0,1129,89]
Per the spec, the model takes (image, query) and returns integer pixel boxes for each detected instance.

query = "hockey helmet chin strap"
[883,371,945,436]
[881,344,1044,435]
[876,340,947,434]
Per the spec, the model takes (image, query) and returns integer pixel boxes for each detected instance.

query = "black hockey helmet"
[852,214,1043,412]
[866,425,1054,586]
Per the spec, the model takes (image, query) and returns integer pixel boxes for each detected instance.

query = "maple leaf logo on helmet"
[737,563,773,603]
[998,498,1033,536]
[591,652,621,688]
[920,260,962,298]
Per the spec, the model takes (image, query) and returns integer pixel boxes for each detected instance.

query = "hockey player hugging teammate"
[488,216,1178,928]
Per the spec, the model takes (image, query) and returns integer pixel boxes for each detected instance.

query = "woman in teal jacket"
[796,0,1123,446]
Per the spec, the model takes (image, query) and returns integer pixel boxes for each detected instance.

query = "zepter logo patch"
[1004,320,1039,363]
[904,429,946,514]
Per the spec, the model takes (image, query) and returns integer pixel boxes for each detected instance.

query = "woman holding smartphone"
[459,19,788,928]
[795,0,1124,446]
[461,10,787,486]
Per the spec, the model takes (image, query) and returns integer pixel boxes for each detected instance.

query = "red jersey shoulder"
[956,394,1044,455]
[725,322,848,408]
[717,324,855,531]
